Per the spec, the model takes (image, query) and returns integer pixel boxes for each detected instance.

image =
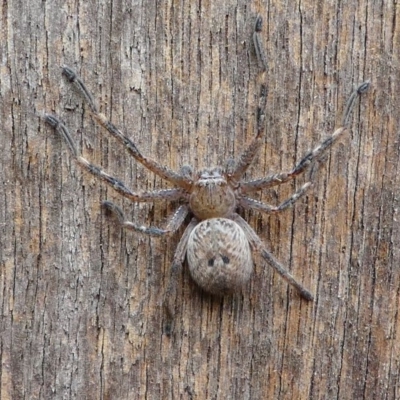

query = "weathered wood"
[1,0,399,399]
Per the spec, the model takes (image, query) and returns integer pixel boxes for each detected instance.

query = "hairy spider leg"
[241,81,370,194]
[226,14,268,183]
[103,202,189,236]
[238,182,312,213]
[228,83,268,185]
[44,115,187,234]
[232,214,313,301]
[253,15,268,72]
[163,218,198,336]
[61,66,193,191]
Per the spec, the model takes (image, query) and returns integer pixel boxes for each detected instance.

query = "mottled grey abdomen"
[187,218,253,295]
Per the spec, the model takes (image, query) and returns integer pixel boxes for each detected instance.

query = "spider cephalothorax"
[44,16,369,333]
[190,167,236,219]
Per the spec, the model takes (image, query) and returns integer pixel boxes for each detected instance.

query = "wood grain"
[1,1,398,399]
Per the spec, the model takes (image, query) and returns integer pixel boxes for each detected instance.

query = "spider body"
[44,66,368,306]
[44,19,369,332]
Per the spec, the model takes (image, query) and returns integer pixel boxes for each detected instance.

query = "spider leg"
[164,204,191,232]
[44,115,187,203]
[61,66,192,191]
[241,81,370,194]
[232,213,314,301]
[103,202,189,236]
[224,158,236,175]
[239,181,311,214]
[253,15,267,72]
[163,218,198,336]
[227,16,268,185]
[228,83,268,185]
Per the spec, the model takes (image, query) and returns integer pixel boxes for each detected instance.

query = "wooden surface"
[1,1,399,399]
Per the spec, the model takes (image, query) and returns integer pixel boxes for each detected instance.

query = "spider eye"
[198,167,224,180]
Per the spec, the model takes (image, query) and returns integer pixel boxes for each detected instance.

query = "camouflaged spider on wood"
[44,22,369,328]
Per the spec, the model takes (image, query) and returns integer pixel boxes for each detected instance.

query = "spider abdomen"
[187,218,253,295]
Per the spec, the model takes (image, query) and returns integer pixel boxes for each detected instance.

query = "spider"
[44,21,369,332]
